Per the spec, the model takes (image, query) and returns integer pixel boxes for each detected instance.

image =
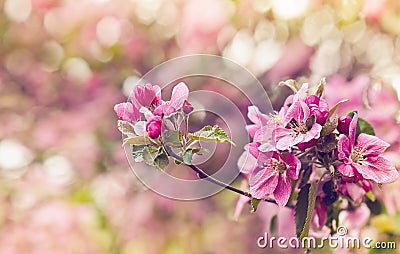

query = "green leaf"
[357,117,375,136]
[132,145,146,162]
[188,125,235,145]
[163,130,183,148]
[154,151,169,170]
[298,163,312,189]
[182,149,193,165]
[123,136,147,146]
[141,146,169,170]
[142,146,161,165]
[347,112,375,137]
[366,190,376,202]
[295,182,319,240]
[117,120,136,136]
[174,159,182,165]
[328,99,348,119]
[251,198,261,213]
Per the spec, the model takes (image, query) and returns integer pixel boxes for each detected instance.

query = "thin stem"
[163,144,294,208]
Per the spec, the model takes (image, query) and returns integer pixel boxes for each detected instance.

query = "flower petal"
[337,134,351,160]
[245,125,258,138]
[153,102,169,116]
[337,163,355,177]
[273,174,292,207]
[302,123,322,142]
[354,156,399,183]
[254,124,274,143]
[357,133,390,157]
[349,113,358,145]
[274,127,294,150]
[133,121,146,136]
[250,167,279,199]
[169,82,189,111]
[282,153,301,180]
[247,105,269,126]
[345,182,365,204]
[114,102,140,122]
[237,150,257,176]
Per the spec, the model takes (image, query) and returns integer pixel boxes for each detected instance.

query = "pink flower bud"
[182,100,193,114]
[146,117,162,139]
[134,84,158,107]
[361,179,373,192]
[306,95,329,125]
[337,116,352,135]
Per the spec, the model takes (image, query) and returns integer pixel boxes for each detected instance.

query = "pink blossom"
[134,83,161,107]
[154,82,190,116]
[113,102,140,122]
[245,106,270,138]
[273,84,322,150]
[337,113,399,183]
[146,117,162,139]
[250,151,300,207]
[305,95,329,125]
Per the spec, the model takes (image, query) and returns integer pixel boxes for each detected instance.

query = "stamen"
[350,146,365,164]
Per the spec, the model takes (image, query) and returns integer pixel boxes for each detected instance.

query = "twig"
[163,144,294,208]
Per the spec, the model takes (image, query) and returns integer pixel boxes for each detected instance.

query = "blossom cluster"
[114,79,399,239]
[240,79,399,237]
[114,82,193,140]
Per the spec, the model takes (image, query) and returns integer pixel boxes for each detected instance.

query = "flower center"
[269,158,287,174]
[294,122,308,134]
[288,119,308,136]
[350,146,365,164]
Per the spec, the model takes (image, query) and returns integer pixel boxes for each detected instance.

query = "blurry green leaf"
[251,198,261,212]
[188,125,234,145]
[270,215,278,236]
[182,149,193,165]
[366,190,376,202]
[174,159,182,165]
[295,182,318,240]
[163,130,183,148]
